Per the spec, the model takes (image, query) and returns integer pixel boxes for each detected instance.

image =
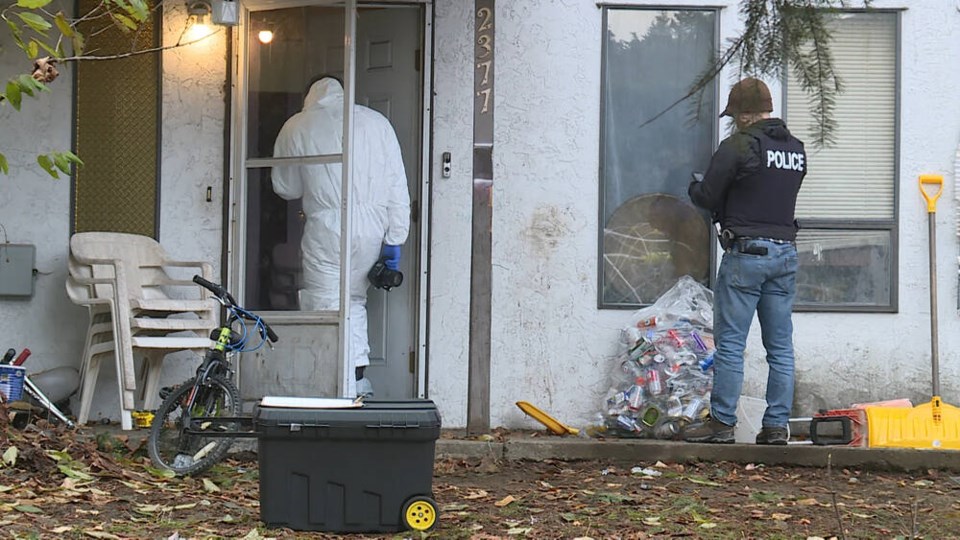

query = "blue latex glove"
[381,244,401,271]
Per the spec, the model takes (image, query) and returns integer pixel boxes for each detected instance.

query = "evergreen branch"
[637,35,744,130]
[635,1,874,148]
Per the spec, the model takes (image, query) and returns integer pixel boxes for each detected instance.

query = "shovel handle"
[919,174,944,213]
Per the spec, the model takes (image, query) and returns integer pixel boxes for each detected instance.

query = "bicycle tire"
[147,374,241,477]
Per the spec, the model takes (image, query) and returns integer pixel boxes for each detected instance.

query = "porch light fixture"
[186,0,238,28]
[184,0,214,41]
[258,29,274,44]
[186,0,211,24]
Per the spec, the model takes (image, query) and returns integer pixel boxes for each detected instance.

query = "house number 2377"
[475,5,493,114]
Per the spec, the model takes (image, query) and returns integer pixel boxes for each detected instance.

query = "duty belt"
[737,236,795,245]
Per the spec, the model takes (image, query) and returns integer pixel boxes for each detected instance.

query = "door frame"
[226,0,434,398]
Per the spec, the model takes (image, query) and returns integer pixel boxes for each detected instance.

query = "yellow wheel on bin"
[402,495,438,532]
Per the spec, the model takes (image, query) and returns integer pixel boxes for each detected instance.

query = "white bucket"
[735,395,767,444]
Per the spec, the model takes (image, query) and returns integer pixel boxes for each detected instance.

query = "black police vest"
[722,132,805,242]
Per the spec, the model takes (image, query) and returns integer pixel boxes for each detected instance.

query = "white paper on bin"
[259,396,363,409]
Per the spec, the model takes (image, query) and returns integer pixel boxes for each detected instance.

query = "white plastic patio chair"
[68,233,218,429]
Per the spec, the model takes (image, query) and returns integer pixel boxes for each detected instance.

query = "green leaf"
[57,463,93,480]
[71,32,84,56]
[111,13,137,32]
[54,12,73,37]
[63,150,83,166]
[38,154,58,178]
[687,476,723,487]
[6,19,22,38]
[0,154,8,175]
[17,0,53,8]
[128,0,149,21]
[595,492,634,503]
[2,446,18,466]
[13,504,42,513]
[5,81,22,110]
[17,74,47,95]
[53,153,71,174]
[16,11,52,34]
[144,464,176,479]
[35,39,60,58]
[26,39,39,59]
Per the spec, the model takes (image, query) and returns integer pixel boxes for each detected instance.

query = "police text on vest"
[766,150,804,172]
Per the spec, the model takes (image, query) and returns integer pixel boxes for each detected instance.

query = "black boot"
[755,426,789,445]
[682,417,735,444]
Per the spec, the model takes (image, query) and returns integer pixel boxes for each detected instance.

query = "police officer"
[684,78,806,445]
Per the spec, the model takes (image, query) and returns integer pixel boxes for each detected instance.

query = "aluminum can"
[616,414,639,432]
[667,329,684,348]
[699,353,715,372]
[627,384,645,410]
[682,397,707,422]
[636,316,657,329]
[654,420,681,440]
[691,331,708,353]
[647,369,663,395]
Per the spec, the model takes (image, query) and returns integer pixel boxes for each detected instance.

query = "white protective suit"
[272,78,411,397]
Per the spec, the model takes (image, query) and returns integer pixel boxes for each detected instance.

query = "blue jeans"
[710,239,799,428]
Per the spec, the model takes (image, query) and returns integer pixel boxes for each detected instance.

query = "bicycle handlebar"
[193,275,278,343]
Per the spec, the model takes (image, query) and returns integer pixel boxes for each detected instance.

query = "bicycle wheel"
[147,374,240,476]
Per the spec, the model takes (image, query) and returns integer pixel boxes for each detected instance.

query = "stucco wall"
[0,6,227,421]
[0,2,81,393]
[153,6,228,395]
[428,0,475,427]
[428,0,960,429]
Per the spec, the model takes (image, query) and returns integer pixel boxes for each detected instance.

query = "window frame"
[597,5,721,310]
[785,8,902,313]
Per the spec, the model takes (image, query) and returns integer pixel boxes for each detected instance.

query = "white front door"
[231,2,427,404]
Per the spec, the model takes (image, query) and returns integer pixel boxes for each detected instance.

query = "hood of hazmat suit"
[271,77,411,396]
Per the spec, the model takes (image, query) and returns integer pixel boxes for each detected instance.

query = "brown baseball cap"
[720,78,773,117]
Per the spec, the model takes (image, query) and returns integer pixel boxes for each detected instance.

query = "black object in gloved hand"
[368,257,403,291]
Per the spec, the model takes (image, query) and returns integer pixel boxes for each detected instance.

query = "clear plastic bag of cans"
[598,275,717,439]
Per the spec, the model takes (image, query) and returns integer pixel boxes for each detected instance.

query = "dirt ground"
[2,413,960,540]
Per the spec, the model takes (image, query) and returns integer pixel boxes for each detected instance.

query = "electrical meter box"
[0,244,35,297]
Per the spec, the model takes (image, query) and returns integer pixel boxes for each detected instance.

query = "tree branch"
[56,27,223,62]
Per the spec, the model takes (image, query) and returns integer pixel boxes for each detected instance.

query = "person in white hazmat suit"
[271,76,410,398]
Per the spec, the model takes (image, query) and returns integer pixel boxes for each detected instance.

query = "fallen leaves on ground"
[3,404,960,538]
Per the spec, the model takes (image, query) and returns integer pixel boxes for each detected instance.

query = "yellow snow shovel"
[516,401,580,436]
[866,174,960,449]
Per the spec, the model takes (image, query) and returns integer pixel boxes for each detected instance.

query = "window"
[786,11,899,311]
[599,8,718,308]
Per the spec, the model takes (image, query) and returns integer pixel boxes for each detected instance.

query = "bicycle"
[147,275,278,476]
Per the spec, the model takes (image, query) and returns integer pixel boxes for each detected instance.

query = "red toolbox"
[810,408,867,446]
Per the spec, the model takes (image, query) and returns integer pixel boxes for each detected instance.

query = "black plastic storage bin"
[255,399,441,533]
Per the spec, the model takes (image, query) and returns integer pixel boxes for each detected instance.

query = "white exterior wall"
[428,0,475,427]
[0,7,227,421]
[0,3,81,387]
[154,6,229,396]
[427,0,960,429]
[3,0,960,430]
